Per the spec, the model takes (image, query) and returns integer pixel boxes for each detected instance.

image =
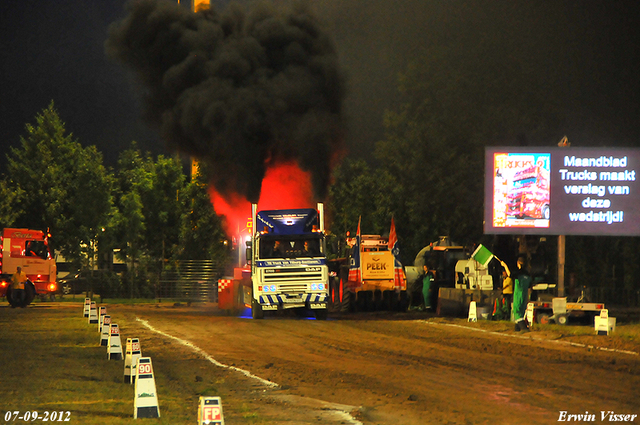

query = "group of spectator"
[407,253,533,332]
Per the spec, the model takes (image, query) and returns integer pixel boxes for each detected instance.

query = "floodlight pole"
[557,137,569,298]
[558,235,565,297]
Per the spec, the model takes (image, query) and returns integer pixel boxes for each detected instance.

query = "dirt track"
[113,304,640,425]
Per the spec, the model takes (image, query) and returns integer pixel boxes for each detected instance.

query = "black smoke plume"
[105,0,344,202]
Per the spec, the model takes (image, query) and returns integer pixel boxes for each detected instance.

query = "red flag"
[389,217,406,290]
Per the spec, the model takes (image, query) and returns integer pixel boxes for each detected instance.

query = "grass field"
[2,299,638,425]
[0,302,263,425]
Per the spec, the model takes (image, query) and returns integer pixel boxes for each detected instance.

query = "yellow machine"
[330,234,407,312]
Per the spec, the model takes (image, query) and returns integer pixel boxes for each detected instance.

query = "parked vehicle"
[59,270,120,297]
[59,270,87,295]
[0,228,57,306]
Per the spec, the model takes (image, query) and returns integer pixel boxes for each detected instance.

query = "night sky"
[1,0,639,172]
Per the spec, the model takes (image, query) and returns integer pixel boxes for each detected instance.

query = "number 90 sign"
[138,363,153,375]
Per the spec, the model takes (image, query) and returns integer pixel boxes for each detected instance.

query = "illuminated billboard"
[484,147,640,236]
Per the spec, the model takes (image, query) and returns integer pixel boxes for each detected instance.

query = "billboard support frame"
[558,234,565,297]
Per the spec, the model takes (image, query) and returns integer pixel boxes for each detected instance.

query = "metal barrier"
[157,260,222,303]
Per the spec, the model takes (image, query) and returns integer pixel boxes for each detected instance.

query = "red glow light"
[209,161,314,236]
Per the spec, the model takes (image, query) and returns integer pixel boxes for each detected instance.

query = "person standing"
[511,255,532,331]
[270,240,285,258]
[499,261,514,320]
[11,266,28,308]
[422,265,435,311]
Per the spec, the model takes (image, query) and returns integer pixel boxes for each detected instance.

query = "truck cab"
[251,207,329,319]
[506,165,550,219]
[0,228,58,306]
[218,205,329,320]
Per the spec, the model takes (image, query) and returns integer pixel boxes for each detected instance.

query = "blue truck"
[218,204,329,319]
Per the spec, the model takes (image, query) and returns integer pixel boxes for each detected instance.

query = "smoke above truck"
[105,0,345,207]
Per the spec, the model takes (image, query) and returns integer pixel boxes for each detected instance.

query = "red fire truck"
[0,228,58,306]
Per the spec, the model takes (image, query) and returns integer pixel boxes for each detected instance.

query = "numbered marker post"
[98,306,107,332]
[134,357,160,419]
[100,315,111,346]
[124,338,133,383]
[468,301,478,322]
[595,309,615,335]
[83,298,91,317]
[198,396,225,425]
[108,323,123,360]
[526,302,535,328]
[88,301,99,324]
[124,338,142,384]
[131,339,142,385]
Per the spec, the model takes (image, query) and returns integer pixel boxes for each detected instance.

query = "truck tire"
[341,290,354,313]
[6,283,35,308]
[542,205,550,220]
[232,285,243,316]
[382,290,394,310]
[25,281,36,305]
[250,287,263,319]
[556,314,569,326]
[6,288,14,306]
[373,289,383,310]
[397,290,409,312]
[315,308,328,320]
[356,291,372,312]
[536,312,551,325]
[251,298,264,319]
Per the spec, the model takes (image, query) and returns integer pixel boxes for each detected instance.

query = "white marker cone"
[100,315,111,346]
[88,301,98,324]
[526,302,535,328]
[83,298,91,317]
[108,323,123,360]
[124,338,133,383]
[468,301,478,322]
[198,396,225,425]
[134,357,160,418]
[595,309,614,336]
[131,339,142,385]
[98,306,107,332]
[124,338,142,384]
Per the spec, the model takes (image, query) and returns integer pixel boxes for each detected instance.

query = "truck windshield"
[25,240,50,260]
[513,177,536,188]
[259,235,324,259]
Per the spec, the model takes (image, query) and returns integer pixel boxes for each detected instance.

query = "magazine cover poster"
[493,153,551,228]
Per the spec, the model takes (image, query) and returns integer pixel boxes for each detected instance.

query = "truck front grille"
[262,269,324,293]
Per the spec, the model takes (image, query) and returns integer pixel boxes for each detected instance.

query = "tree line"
[0,102,229,297]
[4,52,640,301]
